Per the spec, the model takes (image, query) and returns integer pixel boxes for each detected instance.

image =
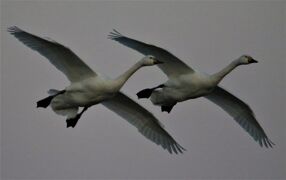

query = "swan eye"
[243,55,251,62]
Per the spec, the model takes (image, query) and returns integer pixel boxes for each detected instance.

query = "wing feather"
[205,86,274,147]
[101,92,186,154]
[8,26,96,82]
[108,30,193,77]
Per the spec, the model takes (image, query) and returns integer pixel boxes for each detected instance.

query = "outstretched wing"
[8,26,96,82]
[108,30,193,77]
[101,92,186,154]
[205,86,274,148]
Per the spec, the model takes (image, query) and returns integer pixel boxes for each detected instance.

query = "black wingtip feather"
[108,29,124,40]
[256,136,275,148]
[265,138,275,148]
[170,143,178,154]
[112,29,122,35]
[169,141,186,154]
[7,26,23,34]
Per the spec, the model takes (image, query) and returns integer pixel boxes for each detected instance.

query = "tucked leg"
[66,106,89,128]
[37,90,65,108]
[136,84,165,99]
[161,103,176,113]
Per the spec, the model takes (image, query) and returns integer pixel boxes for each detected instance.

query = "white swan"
[8,26,186,154]
[109,30,274,148]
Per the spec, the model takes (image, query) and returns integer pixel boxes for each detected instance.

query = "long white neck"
[113,61,144,90]
[212,59,241,84]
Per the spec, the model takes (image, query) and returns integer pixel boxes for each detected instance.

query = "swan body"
[109,30,274,148]
[52,59,155,110]
[151,71,216,105]
[8,26,185,154]
[151,58,252,105]
[52,77,118,109]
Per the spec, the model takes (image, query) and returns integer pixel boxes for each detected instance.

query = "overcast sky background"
[1,1,285,179]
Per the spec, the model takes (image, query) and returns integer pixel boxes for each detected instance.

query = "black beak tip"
[155,60,164,64]
[250,59,258,63]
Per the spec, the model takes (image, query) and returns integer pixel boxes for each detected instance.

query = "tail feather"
[55,108,78,119]
[47,89,60,95]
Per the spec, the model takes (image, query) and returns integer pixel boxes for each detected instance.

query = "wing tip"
[175,143,187,154]
[108,29,123,40]
[258,137,275,148]
[165,141,186,155]
[7,26,23,34]
[265,138,275,148]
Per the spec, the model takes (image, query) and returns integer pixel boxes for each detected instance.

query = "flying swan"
[8,26,186,154]
[109,30,274,148]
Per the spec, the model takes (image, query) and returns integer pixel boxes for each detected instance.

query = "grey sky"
[1,1,285,179]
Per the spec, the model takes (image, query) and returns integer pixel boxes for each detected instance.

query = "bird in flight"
[109,30,274,148]
[8,26,186,154]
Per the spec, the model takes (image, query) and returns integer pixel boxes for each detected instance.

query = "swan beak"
[154,59,164,64]
[249,59,258,63]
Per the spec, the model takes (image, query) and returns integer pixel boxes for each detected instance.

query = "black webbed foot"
[161,104,176,113]
[66,106,88,128]
[66,115,80,128]
[136,84,165,99]
[37,96,54,108]
[136,89,154,99]
[37,90,65,108]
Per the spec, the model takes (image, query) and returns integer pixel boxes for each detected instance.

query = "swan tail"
[50,98,81,128]
[52,107,79,119]
[47,89,60,95]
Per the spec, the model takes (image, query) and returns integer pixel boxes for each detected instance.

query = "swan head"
[238,55,258,65]
[141,55,163,66]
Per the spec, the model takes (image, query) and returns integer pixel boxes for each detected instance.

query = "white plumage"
[109,30,274,148]
[8,26,185,154]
